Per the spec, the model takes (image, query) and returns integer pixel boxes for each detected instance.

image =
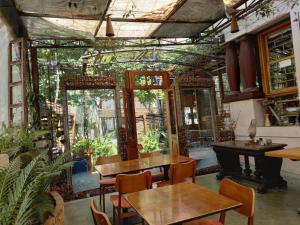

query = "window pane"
[267,26,296,90]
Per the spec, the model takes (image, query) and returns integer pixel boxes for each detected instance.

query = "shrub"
[91,132,117,158]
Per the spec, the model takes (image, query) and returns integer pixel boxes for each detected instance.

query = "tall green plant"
[0,152,72,225]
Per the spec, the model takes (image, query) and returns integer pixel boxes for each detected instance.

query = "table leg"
[215,150,242,180]
[257,156,287,193]
[163,165,170,180]
[244,155,252,177]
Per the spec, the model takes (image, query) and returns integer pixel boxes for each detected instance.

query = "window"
[258,20,299,126]
[259,20,297,96]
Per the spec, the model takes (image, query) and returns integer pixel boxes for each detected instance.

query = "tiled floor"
[72,171,99,193]
[65,172,300,225]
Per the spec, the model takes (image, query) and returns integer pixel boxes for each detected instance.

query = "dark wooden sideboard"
[213,141,287,193]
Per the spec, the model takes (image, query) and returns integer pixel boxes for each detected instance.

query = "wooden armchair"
[157,160,196,187]
[189,178,255,225]
[90,198,112,225]
[96,154,122,212]
[110,171,152,225]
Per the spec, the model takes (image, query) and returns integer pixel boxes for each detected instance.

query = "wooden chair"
[90,198,112,225]
[139,151,164,182]
[110,171,152,225]
[189,178,255,225]
[96,154,122,212]
[157,160,196,187]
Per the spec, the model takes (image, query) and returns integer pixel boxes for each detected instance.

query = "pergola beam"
[82,48,223,60]
[30,38,220,49]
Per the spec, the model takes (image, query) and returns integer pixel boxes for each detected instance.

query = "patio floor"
[65,172,300,225]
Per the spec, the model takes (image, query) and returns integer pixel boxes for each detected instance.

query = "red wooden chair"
[96,154,122,212]
[157,160,196,187]
[110,171,152,225]
[90,198,112,225]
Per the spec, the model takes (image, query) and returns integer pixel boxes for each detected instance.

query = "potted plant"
[72,137,92,172]
[0,126,72,225]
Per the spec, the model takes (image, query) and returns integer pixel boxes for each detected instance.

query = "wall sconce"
[106,15,114,37]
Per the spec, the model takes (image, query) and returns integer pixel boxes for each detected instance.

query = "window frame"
[258,20,298,97]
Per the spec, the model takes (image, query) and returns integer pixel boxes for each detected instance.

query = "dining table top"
[265,148,300,160]
[94,154,192,177]
[125,182,242,225]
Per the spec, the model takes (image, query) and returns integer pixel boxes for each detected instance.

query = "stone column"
[239,35,258,92]
[226,41,240,95]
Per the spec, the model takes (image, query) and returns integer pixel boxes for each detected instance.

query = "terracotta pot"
[44,191,64,225]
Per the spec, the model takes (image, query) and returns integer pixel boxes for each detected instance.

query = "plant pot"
[72,158,88,174]
[44,191,64,225]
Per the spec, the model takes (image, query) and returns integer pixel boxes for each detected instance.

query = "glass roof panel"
[107,0,179,20]
[170,0,225,22]
[97,21,161,38]
[22,17,99,39]
[15,0,108,18]
[14,0,246,40]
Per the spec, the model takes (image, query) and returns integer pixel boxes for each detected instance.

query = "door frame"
[123,70,170,159]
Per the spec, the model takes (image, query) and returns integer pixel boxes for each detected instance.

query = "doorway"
[123,70,170,159]
[180,88,218,168]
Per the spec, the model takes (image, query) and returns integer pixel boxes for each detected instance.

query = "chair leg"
[102,186,106,213]
[113,206,116,225]
[248,216,254,225]
[219,212,226,224]
[118,207,122,225]
[99,186,102,211]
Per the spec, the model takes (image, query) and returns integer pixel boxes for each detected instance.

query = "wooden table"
[265,148,300,214]
[125,182,242,225]
[94,154,192,179]
[213,141,287,193]
[265,148,300,160]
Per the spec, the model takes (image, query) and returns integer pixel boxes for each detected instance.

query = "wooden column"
[226,42,240,95]
[30,47,41,126]
[239,35,257,92]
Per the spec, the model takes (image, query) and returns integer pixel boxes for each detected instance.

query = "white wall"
[0,14,15,129]
[223,0,300,175]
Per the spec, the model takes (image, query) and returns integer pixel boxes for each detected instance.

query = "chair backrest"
[169,160,196,184]
[219,178,255,223]
[90,198,112,225]
[95,154,121,165]
[115,171,152,194]
[139,151,161,158]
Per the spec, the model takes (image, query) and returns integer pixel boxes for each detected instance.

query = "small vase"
[264,114,271,127]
